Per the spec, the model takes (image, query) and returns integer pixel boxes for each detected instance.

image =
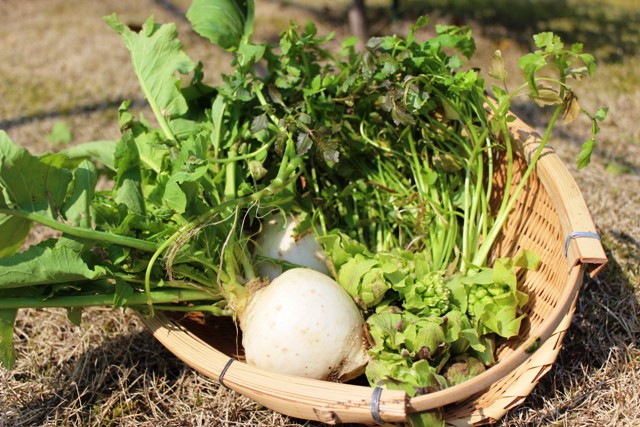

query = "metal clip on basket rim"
[370,386,386,425]
[564,231,601,257]
[218,357,236,389]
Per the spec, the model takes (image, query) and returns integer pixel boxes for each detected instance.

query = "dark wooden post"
[349,0,368,51]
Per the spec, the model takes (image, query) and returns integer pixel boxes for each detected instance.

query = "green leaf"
[513,249,541,271]
[533,32,563,53]
[0,243,105,289]
[62,160,97,228]
[445,275,467,313]
[48,121,73,145]
[66,307,83,326]
[0,131,72,216]
[407,410,445,427]
[0,308,17,369]
[61,140,117,171]
[114,133,146,215]
[595,107,609,122]
[237,42,266,68]
[577,139,595,170]
[580,53,597,76]
[517,52,547,94]
[105,14,195,139]
[132,129,167,174]
[337,255,383,305]
[187,0,247,51]
[113,278,134,308]
[0,214,31,258]
[163,136,209,213]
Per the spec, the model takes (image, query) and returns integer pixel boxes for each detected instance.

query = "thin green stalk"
[144,224,187,316]
[0,288,213,310]
[406,130,426,197]
[0,208,158,252]
[460,124,486,273]
[208,136,274,163]
[241,0,255,46]
[472,104,564,267]
[224,148,238,200]
[139,304,229,315]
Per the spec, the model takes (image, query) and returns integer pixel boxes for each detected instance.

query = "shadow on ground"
[7,331,185,426]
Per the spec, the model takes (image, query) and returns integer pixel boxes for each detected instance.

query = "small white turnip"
[253,214,330,280]
[239,268,369,381]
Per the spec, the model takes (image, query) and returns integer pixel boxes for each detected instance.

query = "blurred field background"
[0,0,638,426]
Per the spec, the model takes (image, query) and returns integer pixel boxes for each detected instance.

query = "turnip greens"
[0,0,606,420]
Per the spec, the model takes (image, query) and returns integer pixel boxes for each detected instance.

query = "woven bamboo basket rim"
[140,114,607,425]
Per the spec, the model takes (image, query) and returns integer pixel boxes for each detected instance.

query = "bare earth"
[0,0,638,426]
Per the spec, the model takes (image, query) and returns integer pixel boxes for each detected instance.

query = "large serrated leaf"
[0,243,105,289]
[105,14,194,136]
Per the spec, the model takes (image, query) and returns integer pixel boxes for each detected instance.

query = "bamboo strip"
[141,313,408,425]
[506,116,607,276]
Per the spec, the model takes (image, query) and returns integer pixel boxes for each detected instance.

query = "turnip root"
[254,214,330,280]
[239,268,369,381]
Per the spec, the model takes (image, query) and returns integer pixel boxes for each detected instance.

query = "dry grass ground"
[0,0,638,426]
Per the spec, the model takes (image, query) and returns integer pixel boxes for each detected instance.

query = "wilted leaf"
[562,90,581,125]
[488,50,507,83]
[531,85,560,106]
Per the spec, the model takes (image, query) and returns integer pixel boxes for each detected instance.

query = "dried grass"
[1,0,639,426]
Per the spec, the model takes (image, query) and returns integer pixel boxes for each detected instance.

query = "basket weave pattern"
[141,117,606,426]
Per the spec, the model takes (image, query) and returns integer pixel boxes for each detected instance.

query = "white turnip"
[239,268,369,381]
[253,213,330,280]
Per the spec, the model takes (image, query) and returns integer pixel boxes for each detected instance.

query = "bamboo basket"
[140,115,607,426]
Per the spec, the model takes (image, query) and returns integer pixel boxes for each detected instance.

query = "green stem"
[224,148,238,200]
[0,288,213,310]
[208,136,274,163]
[472,104,564,267]
[144,225,187,316]
[138,304,229,316]
[0,208,157,252]
[241,0,255,46]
